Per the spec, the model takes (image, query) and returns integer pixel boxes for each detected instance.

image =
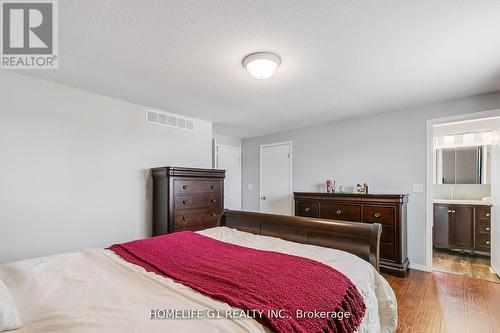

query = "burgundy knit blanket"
[109,231,366,333]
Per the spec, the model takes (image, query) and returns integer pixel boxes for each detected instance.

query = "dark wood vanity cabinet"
[449,206,474,249]
[433,203,491,253]
[433,204,450,248]
[152,167,225,235]
[475,206,492,252]
[294,192,409,277]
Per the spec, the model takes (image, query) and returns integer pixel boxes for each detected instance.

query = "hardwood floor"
[382,270,500,333]
[433,248,500,283]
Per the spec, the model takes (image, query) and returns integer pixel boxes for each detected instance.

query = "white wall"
[241,91,500,266]
[0,72,212,263]
[213,134,242,147]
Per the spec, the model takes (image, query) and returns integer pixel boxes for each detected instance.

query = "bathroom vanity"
[433,200,491,253]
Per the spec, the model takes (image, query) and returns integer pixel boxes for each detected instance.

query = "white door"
[217,145,241,210]
[260,142,292,215]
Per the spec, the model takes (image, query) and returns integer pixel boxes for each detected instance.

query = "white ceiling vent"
[146,108,195,131]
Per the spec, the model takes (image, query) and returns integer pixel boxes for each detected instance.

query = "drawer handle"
[182,200,189,205]
[374,212,381,218]
[486,213,490,217]
[336,209,342,215]
[211,199,217,203]
[486,241,491,245]
[182,185,188,190]
[304,207,310,212]
[211,185,216,190]
[486,227,490,231]
[211,212,217,217]
[182,216,189,221]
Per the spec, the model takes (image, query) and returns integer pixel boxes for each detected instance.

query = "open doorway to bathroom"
[430,115,500,283]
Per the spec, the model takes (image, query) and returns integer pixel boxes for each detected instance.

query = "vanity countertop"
[433,199,492,206]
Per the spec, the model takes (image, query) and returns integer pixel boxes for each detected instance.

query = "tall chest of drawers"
[294,192,409,276]
[151,167,225,235]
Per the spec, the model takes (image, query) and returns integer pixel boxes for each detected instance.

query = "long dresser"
[294,192,409,276]
[151,167,225,235]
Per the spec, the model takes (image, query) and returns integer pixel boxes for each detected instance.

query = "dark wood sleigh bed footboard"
[218,210,382,271]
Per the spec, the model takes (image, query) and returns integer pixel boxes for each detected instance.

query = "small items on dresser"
[356,183,369,194]
[151,167,225,236]
[325,179,335,193]
[338,185,349,193]
[338,183,368,194]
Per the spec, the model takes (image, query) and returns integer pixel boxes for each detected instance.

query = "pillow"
[0,280,22,331]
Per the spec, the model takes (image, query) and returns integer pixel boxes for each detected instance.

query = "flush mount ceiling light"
[242,52,281,79]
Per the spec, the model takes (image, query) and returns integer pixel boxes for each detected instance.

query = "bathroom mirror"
[434,146,491,184]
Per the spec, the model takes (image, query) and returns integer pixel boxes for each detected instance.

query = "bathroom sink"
[433,199,492,206]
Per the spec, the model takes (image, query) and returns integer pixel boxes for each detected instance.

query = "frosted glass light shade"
[243,52,281,79]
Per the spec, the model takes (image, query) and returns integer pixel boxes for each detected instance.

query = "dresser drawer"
[174,195,221,210]
[173,179,221,194]
[380,242,395,261]
[475,234,491,252]
[174,209,221,227]
[381,225,395,243]
[320,204,361,222]
[173,222,219,233]
[296,201,319,218]
[477,220,491,234]
[363,206,395,225]
[475,206,491,219]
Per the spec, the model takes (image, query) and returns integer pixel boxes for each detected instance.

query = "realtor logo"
[1,0,58,69]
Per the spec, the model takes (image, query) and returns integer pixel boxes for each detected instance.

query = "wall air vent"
[146,108,195,131]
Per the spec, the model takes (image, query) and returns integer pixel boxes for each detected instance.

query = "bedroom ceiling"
[19,0,500,138]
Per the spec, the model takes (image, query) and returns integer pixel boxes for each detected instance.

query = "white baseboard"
[409,263,432,272]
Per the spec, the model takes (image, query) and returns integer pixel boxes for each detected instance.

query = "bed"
[0,210,397,333]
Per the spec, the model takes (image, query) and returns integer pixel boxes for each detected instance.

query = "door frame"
[425,109,500,271]
[215,144,242,210]
[259,141,293,215]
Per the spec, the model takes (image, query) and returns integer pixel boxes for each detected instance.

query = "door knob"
[374,212,381,218]
[261,196,266,200]
[304,208,310,212]
[336,209,342,215]
[486,213,490,217]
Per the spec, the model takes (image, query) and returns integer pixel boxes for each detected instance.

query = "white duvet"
[0,227,397,333]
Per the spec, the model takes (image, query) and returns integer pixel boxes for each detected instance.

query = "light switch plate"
[413,184,424,193]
